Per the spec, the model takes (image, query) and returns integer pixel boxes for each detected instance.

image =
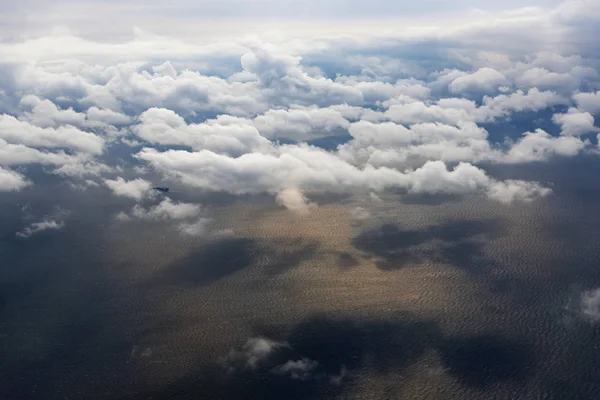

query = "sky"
[2,0,600,397]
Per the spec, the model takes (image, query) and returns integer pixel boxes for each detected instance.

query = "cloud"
[138,146,551,203]
[119,198,201,221]
[481,88,567,119]
[275,188,316,215]
[0,114,105,155]
[369,192,383,204]
[486,180,552,204]
[52,161,117,178]
[0,138,81,166]
[222,335,348,385]
[134,108,270,155]
[350,206,371,221]
[271,358,319,380]
[574,91,600,115]
[104,177,153,200]
[178,217,213,236]
[223,337,289,371]
[503,129,588,163]
[552,108,599,136]
[252,106,350,141]
[449,68,508,94]
[19,95,86,128]
[16,218,65,238]
[580,288,600,322]
[0,0,597,202]
[0,166,30,191]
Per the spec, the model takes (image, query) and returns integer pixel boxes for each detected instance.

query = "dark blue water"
[1,156,600,399]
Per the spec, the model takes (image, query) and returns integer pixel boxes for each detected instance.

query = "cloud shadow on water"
[155,237,257,286]
[351,219,505,273]
[438,334,535,387]
[335,251,361,269]
[134,313,442,400]
[154,236,320,287]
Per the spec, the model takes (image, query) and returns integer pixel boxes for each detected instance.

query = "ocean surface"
[2,156,600,399]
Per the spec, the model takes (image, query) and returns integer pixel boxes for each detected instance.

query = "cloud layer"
[0,0,599,214]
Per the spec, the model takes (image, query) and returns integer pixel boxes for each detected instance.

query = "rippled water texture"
[2,157,600,399]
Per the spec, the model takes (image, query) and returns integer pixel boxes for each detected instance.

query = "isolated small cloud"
[16,218,65,238]
[104,177,153,200]
[350,206,371,221]
[552,108,599,136]
[223,337,289,371]
[275,188,316,215]
[271,358,319,380]
[178,217,213,236]
[580,288,600,322]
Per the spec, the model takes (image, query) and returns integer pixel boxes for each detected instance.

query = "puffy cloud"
[574,91,600,115]
[0,138,80,166]
[16,218,65,238]
[275,188,316,215]
[384,100,479,126]
[120,198,201,221]
[178,217,213,236]
[271,358,319,381]
[0,0,597,202]
[0,114,105,155]
[104,177,153,200]
[240,47,364,107]
[19,95,86,128]
[405,161,492,195]
[252,106,350,141]
[502,129,588,163]
[481,88,567,119]
[134,108,270,156]
[486,180,552,204]
[552,108,599,136]
[515,68,580,92]
[0,166,30,191]
[449,68,508,94]
[86,106,132,125]
[137,146,550,203]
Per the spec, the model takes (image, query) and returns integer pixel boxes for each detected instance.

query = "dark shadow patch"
[287,315,440,374]
[133,314,441,400]
[435,241,492,276]
[262,238,320,276]
[156,237,320,287]
[155,237,257,286]
[335,252,360,269]
[351,219,504,272]
[438,334,535,387]
[488,277,541,306]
